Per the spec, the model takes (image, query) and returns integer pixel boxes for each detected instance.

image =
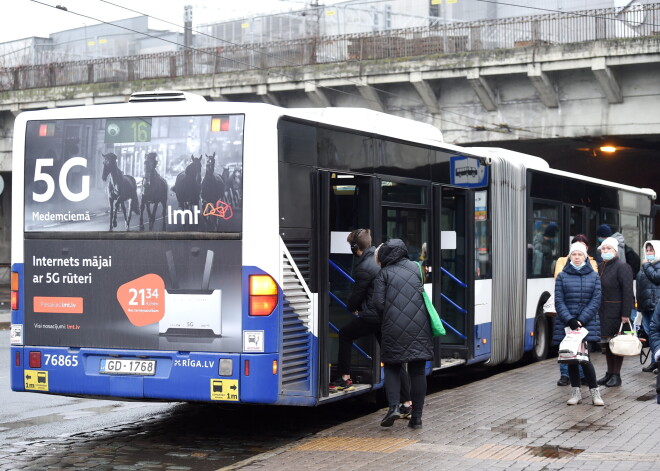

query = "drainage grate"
[290,437,416,453]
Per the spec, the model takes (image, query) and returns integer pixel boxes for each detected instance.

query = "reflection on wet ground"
[0,400,383,470]
[0,404,122,431]
[0,358,532,469]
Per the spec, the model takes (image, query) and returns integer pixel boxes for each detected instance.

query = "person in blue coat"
[554,243,604,406]
[637,241,660,372]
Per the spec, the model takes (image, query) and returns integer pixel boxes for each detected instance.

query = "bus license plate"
[100,359,156,376]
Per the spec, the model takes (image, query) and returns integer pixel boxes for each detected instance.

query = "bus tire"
[531,313,549,361]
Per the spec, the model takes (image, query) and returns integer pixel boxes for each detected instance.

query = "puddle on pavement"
[568,421,613,432]
[0,404,121,430]
[636,392,656,401]
[526,445,584,459]
[491,418,528,438]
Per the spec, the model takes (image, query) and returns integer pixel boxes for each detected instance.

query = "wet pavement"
[0,398,383,471]
[230,353,660,471]
[3,283,659,470]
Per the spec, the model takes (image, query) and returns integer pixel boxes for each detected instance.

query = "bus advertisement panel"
[24,115,243,233]
[21,115,246,353]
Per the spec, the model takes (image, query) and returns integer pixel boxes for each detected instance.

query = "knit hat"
[543,223,558,238]
[569,242,588,259]
[596,224,612,238]
[598,237,619,253]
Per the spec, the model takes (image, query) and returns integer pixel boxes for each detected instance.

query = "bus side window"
[529,201,560,277]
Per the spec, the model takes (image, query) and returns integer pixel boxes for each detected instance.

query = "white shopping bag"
[558,327,589,364]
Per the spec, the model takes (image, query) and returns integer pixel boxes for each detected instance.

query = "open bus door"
[318,171,381,399]
[435,185,474,368]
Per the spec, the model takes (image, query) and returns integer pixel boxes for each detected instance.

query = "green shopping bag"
[417,262,446,337]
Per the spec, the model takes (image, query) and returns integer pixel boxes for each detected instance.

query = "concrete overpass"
[1,14,659,194]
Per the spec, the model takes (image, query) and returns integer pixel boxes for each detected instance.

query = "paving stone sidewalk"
[225,354,660,471]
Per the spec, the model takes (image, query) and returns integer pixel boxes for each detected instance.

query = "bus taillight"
[10,271,19,311]
[29,351,41,368]
[249,275,278,316]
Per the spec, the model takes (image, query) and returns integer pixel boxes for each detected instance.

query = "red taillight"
[29,351,41,368]
[10,271,19,310]
[244,360,250,376]
[250,295,278,316]
[249,275,278,316]
[15,352,21,367]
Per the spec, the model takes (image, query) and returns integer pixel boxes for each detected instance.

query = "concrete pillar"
[410,71,440,114]
[527,63,558,108]
[355,78,385,112]
[257,84,281,107]
[467,68,497,111]
[591,57,622,104]
[304,81,331,108]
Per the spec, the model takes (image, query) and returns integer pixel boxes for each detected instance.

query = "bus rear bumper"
[10,346,280,404]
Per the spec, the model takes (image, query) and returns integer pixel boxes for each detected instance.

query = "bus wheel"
[532,314,549,361]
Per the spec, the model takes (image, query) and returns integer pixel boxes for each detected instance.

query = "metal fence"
[1,4,659,92]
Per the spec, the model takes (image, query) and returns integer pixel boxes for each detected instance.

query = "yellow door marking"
[25,370,49,391]
[210,378,239,401]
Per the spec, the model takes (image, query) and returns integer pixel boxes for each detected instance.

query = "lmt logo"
[168,205,200,225]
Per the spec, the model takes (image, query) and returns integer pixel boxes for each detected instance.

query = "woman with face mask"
[597,237,635,387]
[636,241,660,372]
[554,243,603,406]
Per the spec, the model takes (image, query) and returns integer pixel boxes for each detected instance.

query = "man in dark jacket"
[371,239,434,428]
[330,230,411,411]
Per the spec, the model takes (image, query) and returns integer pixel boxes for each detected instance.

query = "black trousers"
[568,343,597,389]
[384,360,426,419]
[337,317,410,402]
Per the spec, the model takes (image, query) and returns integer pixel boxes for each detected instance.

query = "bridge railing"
[1,4,659,92]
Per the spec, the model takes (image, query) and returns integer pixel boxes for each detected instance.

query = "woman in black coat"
[370,239,434,429]
[597,237,635,387]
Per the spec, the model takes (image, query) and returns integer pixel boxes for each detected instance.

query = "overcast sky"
[2,0,313,43]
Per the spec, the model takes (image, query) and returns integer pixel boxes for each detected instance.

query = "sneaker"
[399,404,412,419]
[557,376,570,386]
[329,377,353,391]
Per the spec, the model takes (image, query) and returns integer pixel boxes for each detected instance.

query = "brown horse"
[172,154,202,211]
[101,153,139,231]
[139,152,168,231]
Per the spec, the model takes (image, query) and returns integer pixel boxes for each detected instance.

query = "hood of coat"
[563,259,596,276]
[643,240,660,264]
[610,232,626,250]
[378,239,409,267]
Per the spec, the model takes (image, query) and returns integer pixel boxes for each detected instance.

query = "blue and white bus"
[10,91,656,405]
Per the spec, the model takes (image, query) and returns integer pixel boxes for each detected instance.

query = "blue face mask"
[570,261,585,270]
[602,252,615,261]
[597,237,606,243]
[647,255,656,262]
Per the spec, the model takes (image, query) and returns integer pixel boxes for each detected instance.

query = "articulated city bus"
[10,91,656,405]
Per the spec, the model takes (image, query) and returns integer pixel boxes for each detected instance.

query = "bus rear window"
[23,115,244,235]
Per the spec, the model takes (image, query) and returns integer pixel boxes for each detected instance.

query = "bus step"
[437,358,467,369]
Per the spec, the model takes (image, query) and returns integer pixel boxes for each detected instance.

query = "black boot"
[643,362,657,373]
[605,373,622,387]
[380,405,401,427]
[597,373,612,386]
[408,417,422,429]
[557,376,570,386]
